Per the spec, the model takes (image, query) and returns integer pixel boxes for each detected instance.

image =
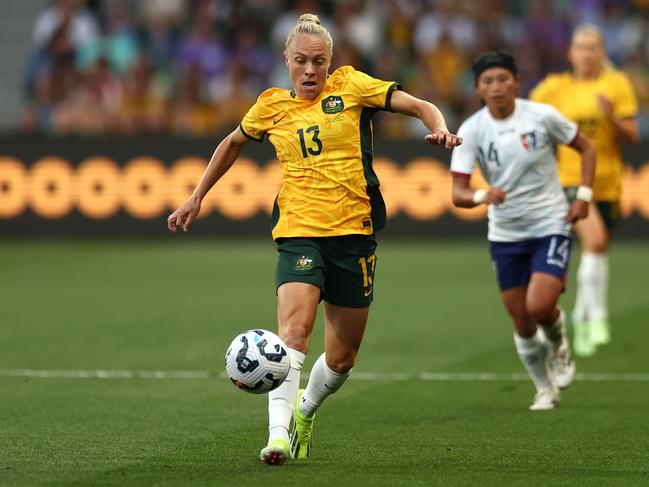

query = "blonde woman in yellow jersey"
[167,14,461,465]
[531,25,639,357]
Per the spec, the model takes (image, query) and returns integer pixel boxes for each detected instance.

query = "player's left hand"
[425,129,463,149]
[566,199,589,223]
[596,94,614,118]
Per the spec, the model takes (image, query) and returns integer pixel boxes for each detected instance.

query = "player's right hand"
[167,196,201,233]
[485,187,506,206]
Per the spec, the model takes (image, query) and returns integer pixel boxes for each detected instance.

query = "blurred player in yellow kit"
[531,25,639,356]
[167,13,461,465]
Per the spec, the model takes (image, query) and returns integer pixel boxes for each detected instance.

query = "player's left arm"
[390,90,463,149]
[596,94,639,144]
[565,133,596,223]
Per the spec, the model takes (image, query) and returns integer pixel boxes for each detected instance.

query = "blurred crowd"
[21,0,649,139]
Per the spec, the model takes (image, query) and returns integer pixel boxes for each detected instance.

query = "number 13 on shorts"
[358,255,376,295]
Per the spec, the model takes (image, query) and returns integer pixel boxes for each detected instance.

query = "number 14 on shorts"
[547,236,570,269]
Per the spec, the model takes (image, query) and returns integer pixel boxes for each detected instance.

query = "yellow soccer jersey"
[530,70,638,201]
[240,65,399,239]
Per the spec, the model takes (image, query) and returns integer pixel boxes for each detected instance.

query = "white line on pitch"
[0,369,211,379]
[1,369,649,382]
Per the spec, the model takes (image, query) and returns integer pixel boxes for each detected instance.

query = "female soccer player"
[531,25,639,356]
[451,52,595,410]
[167,14,461,464]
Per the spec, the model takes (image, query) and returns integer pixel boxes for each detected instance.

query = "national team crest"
[322,96,344,114]
[520,131,538,151]
[295,256,313,270]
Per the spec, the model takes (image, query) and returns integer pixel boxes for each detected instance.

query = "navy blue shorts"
[489,235,572,291]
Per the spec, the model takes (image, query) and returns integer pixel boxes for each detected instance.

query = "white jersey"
[451,98,578,242]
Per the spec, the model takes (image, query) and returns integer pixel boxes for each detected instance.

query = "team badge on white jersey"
[520,131,539,151]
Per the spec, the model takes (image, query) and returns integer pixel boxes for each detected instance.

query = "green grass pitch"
[1,238,648,486]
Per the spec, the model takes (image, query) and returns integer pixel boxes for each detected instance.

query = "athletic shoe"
[529,388,559,411]
[573,321,595,357]
[540,309,576,389]
[290,389,314,460]
[552,341,576,389]
[589,320,611,346]
[260,438,289,465]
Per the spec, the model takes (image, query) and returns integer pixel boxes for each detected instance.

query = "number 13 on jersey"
[297,125,323,157]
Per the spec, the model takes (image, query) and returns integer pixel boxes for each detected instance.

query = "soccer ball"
[224,329,290,394]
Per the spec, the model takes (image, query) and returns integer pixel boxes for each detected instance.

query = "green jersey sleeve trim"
[385,82,401,113]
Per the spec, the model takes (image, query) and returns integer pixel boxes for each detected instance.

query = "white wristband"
[472,189,487,205]
[576,186,593,202]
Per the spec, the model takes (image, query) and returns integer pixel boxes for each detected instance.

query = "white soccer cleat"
[552,341,576,389]
[541,309,576,389]
[529,388,559,411]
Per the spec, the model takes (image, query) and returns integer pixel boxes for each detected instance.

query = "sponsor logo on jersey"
[295,256,313,270]
[273,114,287,125]
[520,131,538,151]
[322,96,345,114]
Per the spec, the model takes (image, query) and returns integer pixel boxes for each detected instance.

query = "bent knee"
[280,322,311,352]
[580,230,609,253]
[527,303,556,324]
[325,355,355,374]
[583,240,608,254]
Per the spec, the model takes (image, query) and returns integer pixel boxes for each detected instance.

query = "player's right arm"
[167,127,249,233]
[449,120,505,208]
[451,175,506,208]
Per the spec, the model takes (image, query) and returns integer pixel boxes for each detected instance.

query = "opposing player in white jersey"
[451,52,596,410]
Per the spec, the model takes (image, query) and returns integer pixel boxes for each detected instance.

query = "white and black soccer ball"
[224,329,290,394]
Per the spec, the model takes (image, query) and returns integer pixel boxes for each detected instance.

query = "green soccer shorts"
[275,234,377,308]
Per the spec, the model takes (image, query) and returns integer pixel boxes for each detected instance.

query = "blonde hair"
[571,24,615,72]
[284,13,333,58]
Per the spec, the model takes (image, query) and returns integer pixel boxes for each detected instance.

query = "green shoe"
[590,320,611,346]
[260,438,289,465]
[573,321,596,357]
[290,389,315,460]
